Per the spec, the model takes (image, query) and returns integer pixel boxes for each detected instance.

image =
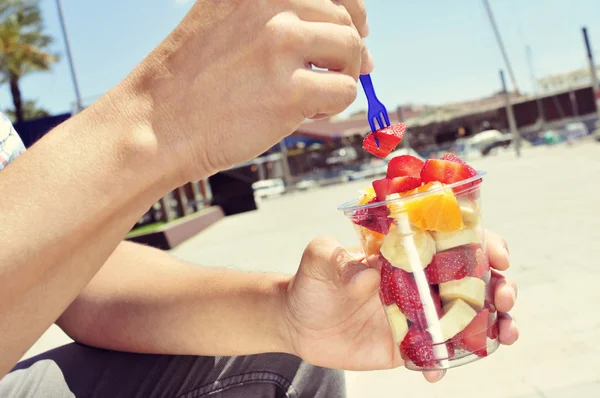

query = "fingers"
[423,370,446,383]
[485,230,510,271]
[334,0,369,37]
[304,22,363,80]
[292,0,374,75]
[295,68,358,118]
[293,0,354,28]
[293,0,369,37]
[490,270,517,313]
[498,313,519,345]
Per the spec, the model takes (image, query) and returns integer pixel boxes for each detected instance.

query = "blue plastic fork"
[359,74,391,148]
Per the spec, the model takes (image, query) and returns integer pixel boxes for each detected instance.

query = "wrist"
[264,274,297,356]
[84,77,188,192]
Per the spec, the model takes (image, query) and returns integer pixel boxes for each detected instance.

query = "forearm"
[0,86,176,376]
[57,241,294,357]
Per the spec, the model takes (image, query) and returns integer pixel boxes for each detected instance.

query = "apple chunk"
[384,304,409,344]
[439,277,486,311]
[437,299,477,341]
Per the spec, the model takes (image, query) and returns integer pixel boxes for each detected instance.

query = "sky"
[1,0,600,117]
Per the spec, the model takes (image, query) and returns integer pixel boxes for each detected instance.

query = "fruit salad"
[340,124,499,370]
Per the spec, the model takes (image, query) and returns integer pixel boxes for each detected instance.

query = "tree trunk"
[9,76,24,124]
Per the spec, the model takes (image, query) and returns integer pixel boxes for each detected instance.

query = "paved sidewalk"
[26,141,600,397]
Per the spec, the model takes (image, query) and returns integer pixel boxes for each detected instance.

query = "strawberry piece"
[372,176,422,201]
[440,153,482,197]
[388,264,442,328]
[441,153,470,167]
[424,244,481,284]
[420,159,477,185]
[362,123,406,158]
[452,309,490,357]
[400,326,455,367]
[352,197,393,234]
[379,260,395,306]
[487,311,499,340]
[469,247,490,280]
[386,155,425,179]
[400,326,436,367]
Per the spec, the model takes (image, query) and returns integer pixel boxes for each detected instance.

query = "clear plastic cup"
[338,172,499,371]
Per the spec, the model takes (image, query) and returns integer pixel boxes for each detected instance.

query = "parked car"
[252,178,285,200]
[564,122,589,140]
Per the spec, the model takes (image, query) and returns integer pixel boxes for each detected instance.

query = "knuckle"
[337,6,353,26]
[302,237,333,262]
[268,16,303,54]
[343,26,363,56]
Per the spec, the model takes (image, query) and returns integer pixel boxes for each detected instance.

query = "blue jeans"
[2,343,346,397]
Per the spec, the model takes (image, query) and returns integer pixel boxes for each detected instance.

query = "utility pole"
[582,27,600,137]
[56,0,83,114]
[525,45,546,130]
[500,70,521,157]
[482,0,520,96]
[278,140,294,192]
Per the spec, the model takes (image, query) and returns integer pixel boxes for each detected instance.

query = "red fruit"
[386,155,425,179]
[440,153,482,196]
[469,247,490,279]
[400,326,436,367]
[424,244,481,284]
[453,309,490,357]
[400,326,455,367]
[388,265,442,328]
[352,198,393,234]
[362,123,406,158]
[420,159,478,185]
[372,176,422,201]
[379,260,395,306]
[441,153,469,167]
[487,312,499,340]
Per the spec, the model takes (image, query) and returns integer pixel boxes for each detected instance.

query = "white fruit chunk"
[437,299,477,341]
[459,200,481,228]
[380,227,436,272]
[384,304,410,344]
[439,277,486,311]
[432,228,481,252]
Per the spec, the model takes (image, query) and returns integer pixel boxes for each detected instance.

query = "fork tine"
[368,118,376,132]
[382,111,391,127]
[376,115,385,130]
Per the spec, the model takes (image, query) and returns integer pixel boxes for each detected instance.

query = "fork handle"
[359,74,379,103]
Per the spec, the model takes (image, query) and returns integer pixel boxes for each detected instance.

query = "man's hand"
[282,231,519,380]
[124,0,372,183]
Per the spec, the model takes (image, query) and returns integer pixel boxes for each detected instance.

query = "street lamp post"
[55,0,83,114]
[500,70,521,157]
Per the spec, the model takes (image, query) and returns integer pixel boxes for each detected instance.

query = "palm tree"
[4,99,48,121]
[0,0,58,123]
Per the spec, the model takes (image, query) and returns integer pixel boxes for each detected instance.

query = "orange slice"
[389,182,464,233]
[358,187,376,205]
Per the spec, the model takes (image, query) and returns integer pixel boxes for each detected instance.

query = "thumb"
[338,254,380,301]
[301,237,380,300]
